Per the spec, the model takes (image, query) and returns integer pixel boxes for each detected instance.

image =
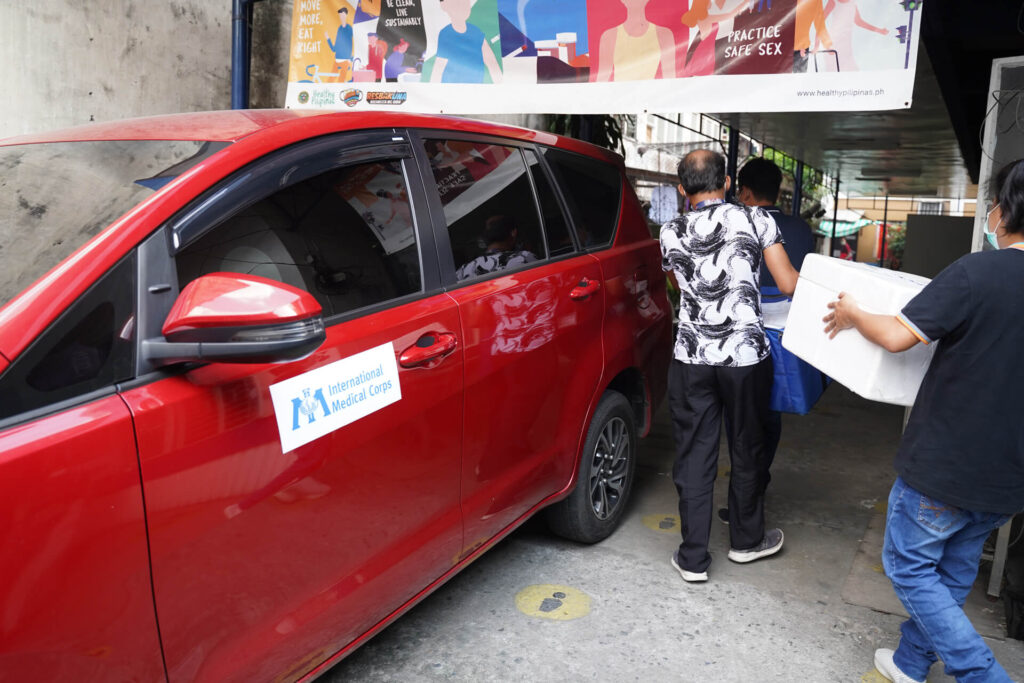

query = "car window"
[422,140,547,282]
[524,149,575,257]
[0,254,136,421]
[0,140,227,312]
[175,159,422,319]
[538,147,622,249]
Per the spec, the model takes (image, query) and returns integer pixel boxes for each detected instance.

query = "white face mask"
[985,203,1001,247]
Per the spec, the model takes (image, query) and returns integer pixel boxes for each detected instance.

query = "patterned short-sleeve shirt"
[455,248,538,281]
[660,200,783,367]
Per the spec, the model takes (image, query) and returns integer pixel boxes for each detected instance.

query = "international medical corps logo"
[292,386,331,430]
[269,342,402,453]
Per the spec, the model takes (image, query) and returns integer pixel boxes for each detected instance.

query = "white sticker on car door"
[269,342,402,453]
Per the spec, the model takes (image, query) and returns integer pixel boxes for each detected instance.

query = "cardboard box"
[781,254,936,406]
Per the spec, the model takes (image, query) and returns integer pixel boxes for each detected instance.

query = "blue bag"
[760,286,828,415]
[766,328,828,415]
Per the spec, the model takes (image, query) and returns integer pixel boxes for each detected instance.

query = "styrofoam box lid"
[798,254,930,315]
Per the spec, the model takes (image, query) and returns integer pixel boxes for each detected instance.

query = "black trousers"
[669,357,774,572]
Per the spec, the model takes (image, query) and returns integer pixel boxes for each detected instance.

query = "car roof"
[0,109,624,166]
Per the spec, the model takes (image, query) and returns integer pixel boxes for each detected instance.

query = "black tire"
[546,391,638,543]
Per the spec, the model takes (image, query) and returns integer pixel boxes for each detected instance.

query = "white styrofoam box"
[781,254,936,406]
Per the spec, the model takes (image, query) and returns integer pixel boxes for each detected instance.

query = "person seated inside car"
[455,214,538,281]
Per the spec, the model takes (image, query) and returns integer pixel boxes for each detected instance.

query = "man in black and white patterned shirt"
[455,214,538,281]
[661,149,799,583]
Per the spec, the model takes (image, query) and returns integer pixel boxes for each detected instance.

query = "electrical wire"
[978,89,1024,163]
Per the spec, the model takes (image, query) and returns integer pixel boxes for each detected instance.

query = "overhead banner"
[285,0,923,113]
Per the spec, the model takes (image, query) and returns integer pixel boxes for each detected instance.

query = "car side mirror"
[143,273,326,366]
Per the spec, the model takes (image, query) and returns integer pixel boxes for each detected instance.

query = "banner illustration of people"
[591,0,679,81]
[287,0,925,113]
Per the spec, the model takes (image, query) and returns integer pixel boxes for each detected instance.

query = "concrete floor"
[324,386,1024,682]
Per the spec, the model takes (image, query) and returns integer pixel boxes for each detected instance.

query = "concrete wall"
[0,1,294,140]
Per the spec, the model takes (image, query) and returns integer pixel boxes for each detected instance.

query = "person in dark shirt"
[824,159,1024,683]
[737,157,816,287]
[713,157,818,526]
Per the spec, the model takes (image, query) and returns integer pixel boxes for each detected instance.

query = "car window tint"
[524,149,575,257]
[0,254,136,421]
[422,140,546,282]
[0,140,227,312]
[176,160,422,318]
[539,147,622,249]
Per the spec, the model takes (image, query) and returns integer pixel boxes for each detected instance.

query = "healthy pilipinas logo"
[269,343,402,453]
[367,91,408,106]
[341,89,364,107]
[311,89,335,106]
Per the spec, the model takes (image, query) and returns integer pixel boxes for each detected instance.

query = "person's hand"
[878,27,890,35]
[823,292,858,339]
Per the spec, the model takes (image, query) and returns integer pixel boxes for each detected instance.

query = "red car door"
[415,136,605,548]
[0,256,165,682]
[122,136,465,682]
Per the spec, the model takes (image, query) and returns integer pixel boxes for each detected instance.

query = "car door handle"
[570,277,601,301]
[400,332,458,368]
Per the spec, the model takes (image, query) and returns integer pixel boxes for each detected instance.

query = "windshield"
[0,139,228,310]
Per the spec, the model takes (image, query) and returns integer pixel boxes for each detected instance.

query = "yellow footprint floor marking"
[642,513,681,533]
[861,668,889,682]
[515,584,591,621]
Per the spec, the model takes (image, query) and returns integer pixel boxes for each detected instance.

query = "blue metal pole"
[726,127,739,201]
[231,0,247,109]
[830,173,839,256]
[231,0,261,109]
[879,193,889,266]
[792,159,804,217]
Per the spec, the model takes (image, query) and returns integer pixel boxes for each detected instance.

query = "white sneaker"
[670,553,708,582]
[727,528,784,563]
[874,648,924,683]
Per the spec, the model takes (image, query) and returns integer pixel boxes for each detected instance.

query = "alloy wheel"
[588,416,630,520]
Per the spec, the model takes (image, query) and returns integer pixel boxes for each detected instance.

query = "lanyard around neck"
[695,198,724,210]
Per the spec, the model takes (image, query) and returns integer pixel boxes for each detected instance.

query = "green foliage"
[885,222,907,270]
[549,115,623,154]
[759,149,830,202]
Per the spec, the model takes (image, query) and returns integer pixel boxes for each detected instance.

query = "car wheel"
[546,391,637,543]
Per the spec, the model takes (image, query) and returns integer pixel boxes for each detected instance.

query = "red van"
[0,110,671,682]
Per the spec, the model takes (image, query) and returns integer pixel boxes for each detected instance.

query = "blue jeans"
[884,477,1013,682]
